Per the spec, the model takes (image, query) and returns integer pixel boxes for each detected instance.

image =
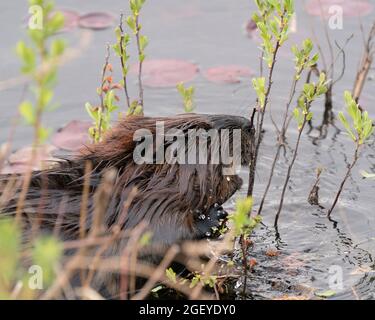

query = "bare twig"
[352,22,375,104]
[118,13,131,110]
[327,143,360,217]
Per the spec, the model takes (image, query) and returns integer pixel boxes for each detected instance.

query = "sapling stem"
[258,38,319,215]
[274,118,306,227]
[247,42,280,198]
[352,22,375,105]
[247,2,294,199]
[98,45,111,141]
[118,14,131,110]
[258,74,299,215]
[273,72,328,227]
[135,15,144,108]
[327,143,360,217]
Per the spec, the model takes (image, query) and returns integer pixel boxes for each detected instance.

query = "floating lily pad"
[305,0,373,18]
[130,59,199,88]
[78,12,116,30]
[52,120,91,151]
[203,65,252,84]
[1,163,31,175]
[5,144,58,173]
[161,4,201,21]
[57,9,80,32]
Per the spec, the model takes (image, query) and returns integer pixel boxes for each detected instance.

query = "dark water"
[0,0,374,299]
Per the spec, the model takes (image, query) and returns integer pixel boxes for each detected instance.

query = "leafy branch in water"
[274,72,328,228]
[127,0,148,114]
[177,82,195,113]
[85,0,148,141]
[327,92,374,217]
[248,0,294,198]
[258,38,319,215]
[17,0,65,146]
[15,0,65,223]
[114,14,131,110]
[229,197,261,294]
[85,46,121,143]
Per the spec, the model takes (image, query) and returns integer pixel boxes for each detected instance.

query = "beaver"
[0,113,253,296]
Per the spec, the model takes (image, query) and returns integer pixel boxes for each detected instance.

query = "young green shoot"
[114,14,131,110]
[258,38,319,215]
[177,82,195,113]
[248,0,295,198]
[17,0,65,146]
[127,0,148,113]
[327,91,374,217]
[15,0,65,223]
[274,72,328,228]
[85,46,121,143]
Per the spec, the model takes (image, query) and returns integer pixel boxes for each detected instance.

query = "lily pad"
[1,163,32,174]
[130,59,199,88]
[305,0,373,18]
[52,120,91,151]
[57,9,80,32]
[4,144,58,173]
[203,65,252,84]
[78,12,116,30]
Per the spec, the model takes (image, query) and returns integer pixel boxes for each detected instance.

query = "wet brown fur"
[0,113,253,296]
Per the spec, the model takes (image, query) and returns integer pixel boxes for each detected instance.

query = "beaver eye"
[243,125,252,134]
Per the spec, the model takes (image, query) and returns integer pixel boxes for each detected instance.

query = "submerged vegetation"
[0,0,374,300]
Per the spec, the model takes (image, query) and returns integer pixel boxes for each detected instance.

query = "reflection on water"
[0,0,374,299]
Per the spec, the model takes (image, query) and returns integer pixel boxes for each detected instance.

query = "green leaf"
[47,11,65,35]
[38,126,51,143]
[315,290,336,298]
[19,101,35,124]
[51,39,65,57]
[16,41,36,73]
[360,170,375,179]
[40,88,53,108]
[139,35,148,51]
[338,112,356,142]
[0,219,21,283]
[165,268,177,284]
[32,236,62,286]
[85,102,99,121]
[126,16,136,33]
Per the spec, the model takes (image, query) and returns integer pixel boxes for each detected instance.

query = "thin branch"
[135,15,144,108]
[327,143,360,217]
[118,13,131,110]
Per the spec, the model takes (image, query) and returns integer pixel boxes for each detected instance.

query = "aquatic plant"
[85,0,148,141]
[258,38,319,216]
[0,218,62,299]
[15,0,65,222]
[17,0,65,146]
[177,82,195,113]
[114,0,148,115]
[274,72,328,226]
[248,0,295,197]
[85,46,121,143]
[327,92,374,217]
